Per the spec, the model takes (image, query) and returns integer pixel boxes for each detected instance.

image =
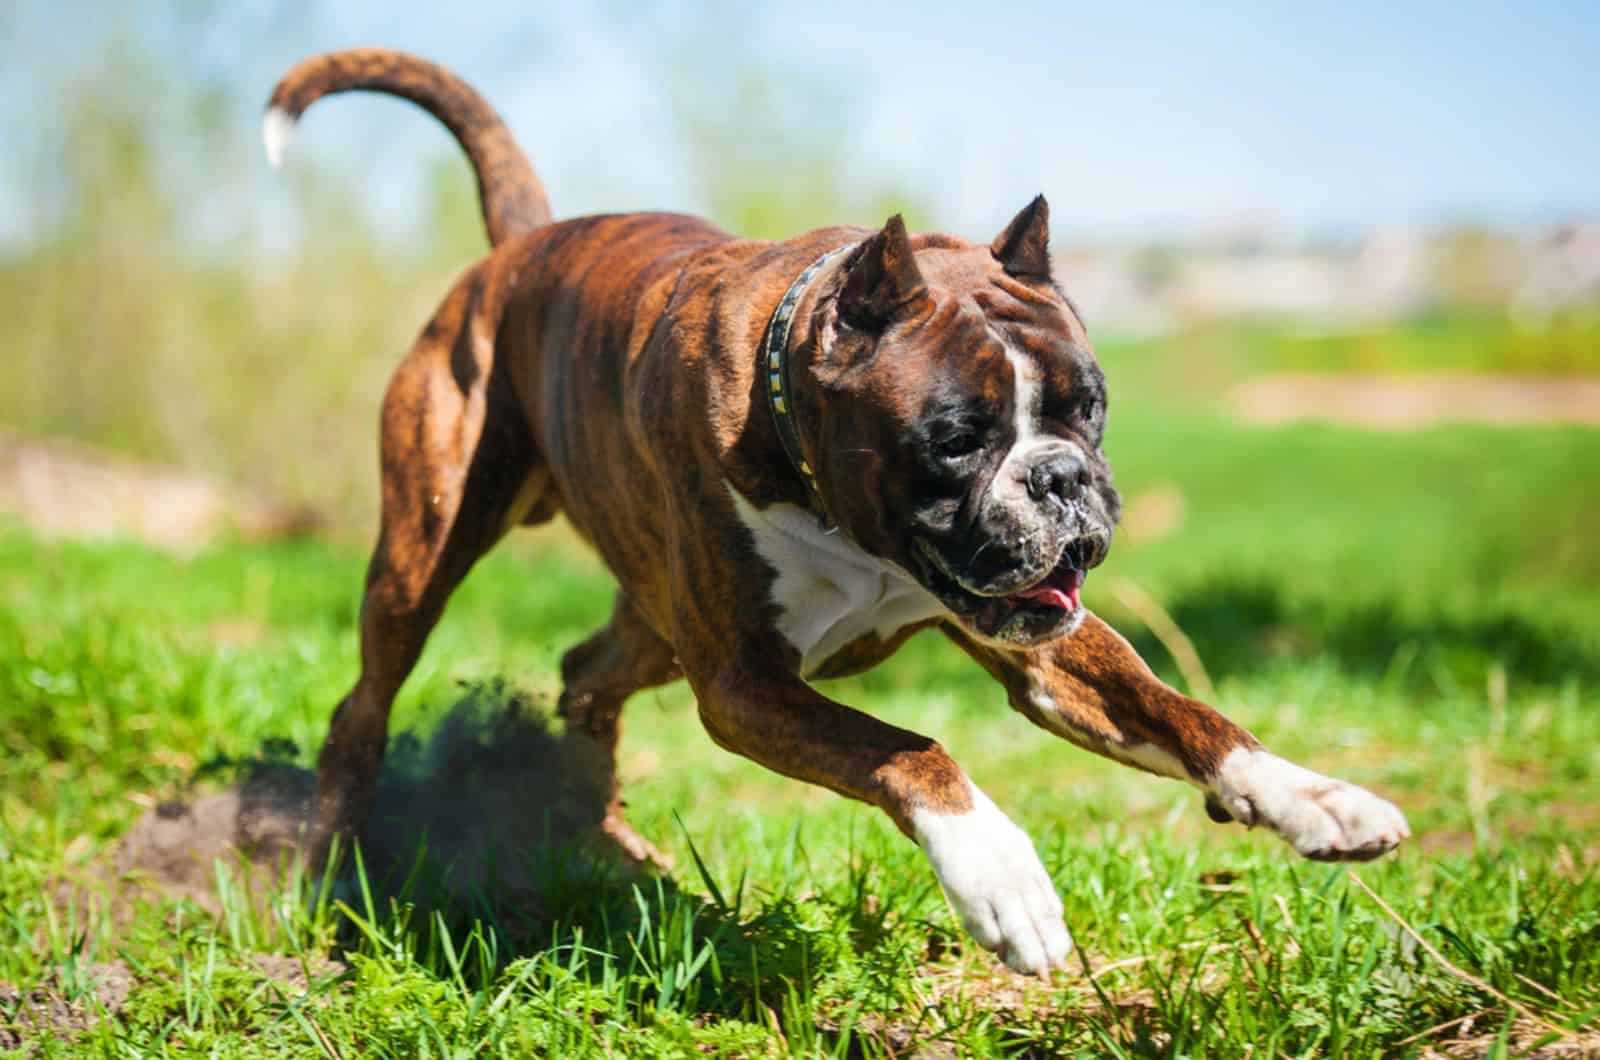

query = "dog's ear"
[838,214,926,330]
[991,195,1051,279]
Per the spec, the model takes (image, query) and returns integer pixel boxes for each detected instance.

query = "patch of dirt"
[250,954,348,994]
[813,1010,960,1058]
[108,763,313,915]
[0,430,320,553]
[103,685,635,920]
[1231,374,1600,428]
[1420,1017,1600,1058]
[1119,485,1186,546]
[205,617,271,649]
[0,955,347,1050]
[23,688,623,1045]
[0,961,133,1050]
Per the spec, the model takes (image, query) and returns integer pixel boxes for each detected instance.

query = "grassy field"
[4,17,1597,1054]
[2,344,1599,1056]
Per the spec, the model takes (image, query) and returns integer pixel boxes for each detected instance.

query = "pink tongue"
[1020,586,1074,610]
[1018,571,1083,611]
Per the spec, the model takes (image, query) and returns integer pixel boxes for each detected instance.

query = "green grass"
[3,392,1599,1055]
[6,25,1597,1053]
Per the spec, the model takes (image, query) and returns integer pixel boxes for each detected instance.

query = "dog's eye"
[934,432,983,460]
[1080,397,1099,422]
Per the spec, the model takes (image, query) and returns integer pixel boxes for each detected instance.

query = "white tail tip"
[262,107,296,168]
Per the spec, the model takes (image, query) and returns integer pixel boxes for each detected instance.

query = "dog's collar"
[761,242,856,529]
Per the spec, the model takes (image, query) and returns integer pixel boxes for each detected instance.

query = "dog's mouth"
[912,535,1105,644]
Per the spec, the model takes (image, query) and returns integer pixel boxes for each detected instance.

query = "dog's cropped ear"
[839,214,926,330]
[991,195,1051,279]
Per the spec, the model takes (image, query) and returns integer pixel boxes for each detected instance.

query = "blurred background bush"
[1,1,1596,532]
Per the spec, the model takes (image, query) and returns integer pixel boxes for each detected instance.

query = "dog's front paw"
[912,784,1071,977]
[1213,748,1410,861]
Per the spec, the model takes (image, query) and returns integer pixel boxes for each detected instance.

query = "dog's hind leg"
[558,594,680,867]
[307,263,543,867]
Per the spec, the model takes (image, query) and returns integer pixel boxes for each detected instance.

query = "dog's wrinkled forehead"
[893,250,1101,429]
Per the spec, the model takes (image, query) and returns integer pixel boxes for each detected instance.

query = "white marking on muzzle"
[1005,347,1041,448]
[991,347,1087,515]
[991,347,1067,513]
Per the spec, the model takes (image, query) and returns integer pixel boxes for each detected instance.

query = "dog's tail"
[264,48,551,246]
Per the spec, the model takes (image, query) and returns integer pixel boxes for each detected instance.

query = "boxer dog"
[265,49,1408,977]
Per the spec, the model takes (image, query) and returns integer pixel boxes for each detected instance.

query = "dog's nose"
[1026,452,1088,506]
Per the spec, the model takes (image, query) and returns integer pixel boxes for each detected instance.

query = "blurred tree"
[0,1,933,529]
[614,2,933,238]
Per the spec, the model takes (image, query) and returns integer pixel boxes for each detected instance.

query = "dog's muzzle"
[912,530,1110,645]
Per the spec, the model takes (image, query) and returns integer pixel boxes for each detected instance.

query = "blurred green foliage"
[0,5,1592,539]
[1260,312,1600,377]
[0,8,933,531]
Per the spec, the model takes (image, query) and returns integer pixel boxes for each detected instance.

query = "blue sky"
[3,1,1598,246]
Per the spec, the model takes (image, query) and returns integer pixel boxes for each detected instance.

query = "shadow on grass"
[1128,576,1600,693]
[114,681,831,1021]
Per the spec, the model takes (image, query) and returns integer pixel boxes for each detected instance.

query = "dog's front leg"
[688,657,1071,977]
[955,614,1409,861]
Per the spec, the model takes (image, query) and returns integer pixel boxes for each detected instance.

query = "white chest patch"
[727,485,946,676]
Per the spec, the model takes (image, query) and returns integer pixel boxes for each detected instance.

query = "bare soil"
[0,962,136,1050]
[101,687,635,917]
[0,430,319,553]
[0,956,349,1050]
[1231,374,1600,428]
[11,690,639,1045]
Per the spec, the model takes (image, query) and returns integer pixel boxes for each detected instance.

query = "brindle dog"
[266,49,1407,977]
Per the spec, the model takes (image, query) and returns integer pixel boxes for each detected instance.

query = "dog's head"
[799,197,1120,647]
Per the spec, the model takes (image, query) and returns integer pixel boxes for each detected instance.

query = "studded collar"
[759,242,856,528]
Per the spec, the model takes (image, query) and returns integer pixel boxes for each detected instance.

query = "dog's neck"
[759,243,855,530]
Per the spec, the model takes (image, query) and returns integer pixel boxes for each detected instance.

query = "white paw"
[912,782,1071,977]
[1213,748,1410,861]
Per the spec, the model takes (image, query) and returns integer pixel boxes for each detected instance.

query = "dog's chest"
[728,488,946,677]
